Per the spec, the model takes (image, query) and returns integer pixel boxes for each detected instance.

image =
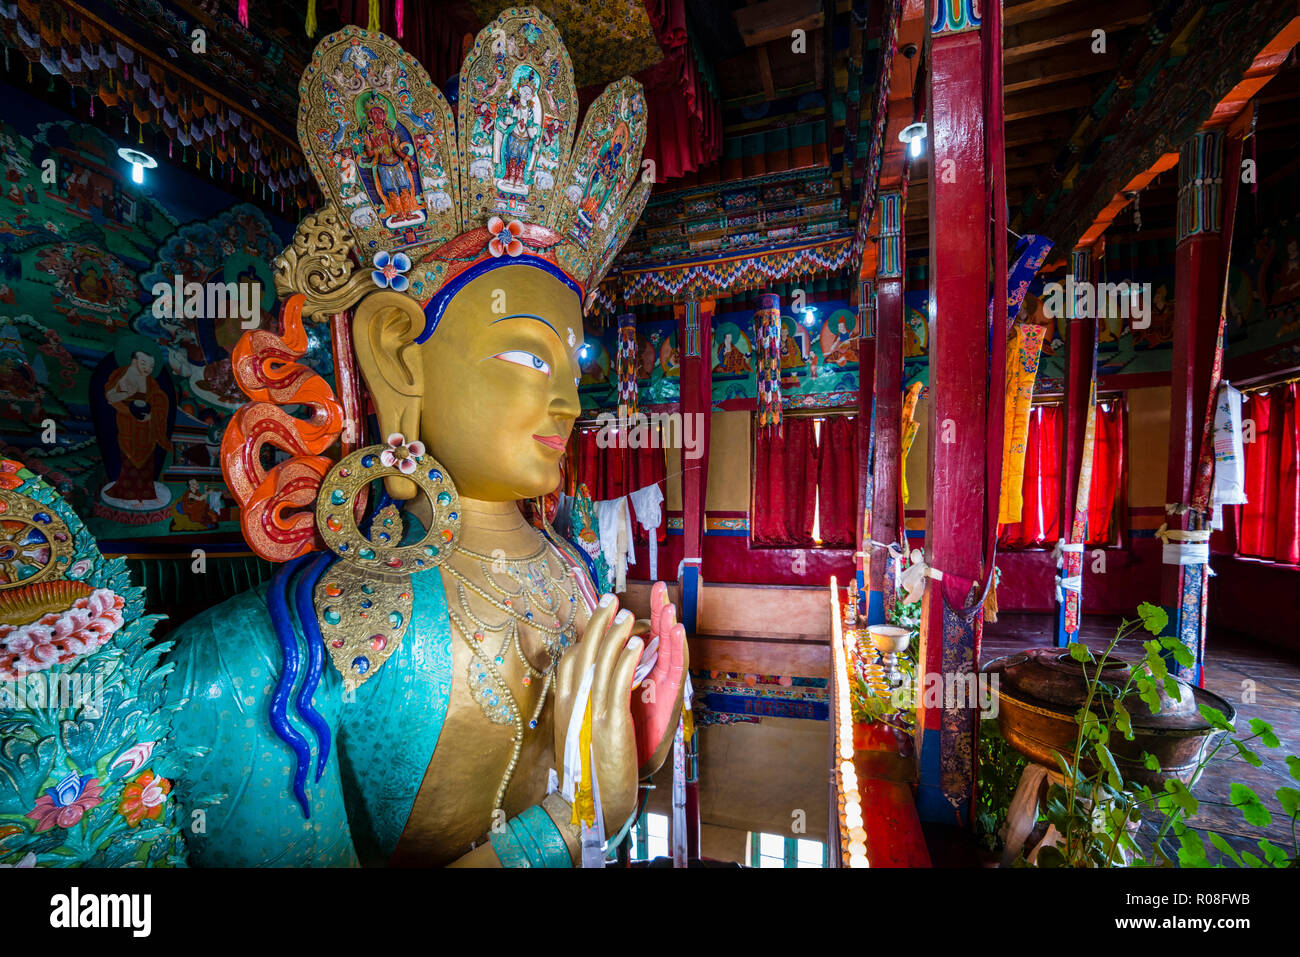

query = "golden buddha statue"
[164,12,684,868]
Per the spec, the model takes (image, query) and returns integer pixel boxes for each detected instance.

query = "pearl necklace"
[441,542,581,812]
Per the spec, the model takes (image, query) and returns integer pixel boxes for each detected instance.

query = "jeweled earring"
[313,433,461,689]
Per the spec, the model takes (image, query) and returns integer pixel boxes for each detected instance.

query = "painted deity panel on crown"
[458,8,578,224]
[298,29,461,269]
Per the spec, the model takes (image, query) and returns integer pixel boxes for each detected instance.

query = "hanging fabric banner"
[998,323,1048,524]
[616,312,638,418]
[899,381,923,506]
[1062,376,1098,635]
[997,233,1054,524]
[754,293,782,434]
[1004,234,1055,330]
[1211,382,1247,505]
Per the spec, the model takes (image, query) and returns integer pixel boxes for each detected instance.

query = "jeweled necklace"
[441,542,581,812]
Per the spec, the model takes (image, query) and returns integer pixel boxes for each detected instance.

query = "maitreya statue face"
[353,262,585,503]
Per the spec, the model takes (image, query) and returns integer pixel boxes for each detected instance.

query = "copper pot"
[982,649,1235,787]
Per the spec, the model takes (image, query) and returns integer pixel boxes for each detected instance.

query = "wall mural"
[902,290,930,389]
[1225,216,1300,373]
[577,299,861,411]
[0,109,310,545]
[1028,218,1300,387]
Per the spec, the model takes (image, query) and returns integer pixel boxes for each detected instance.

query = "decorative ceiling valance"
[2,0,315,209]
[619,234,853,307]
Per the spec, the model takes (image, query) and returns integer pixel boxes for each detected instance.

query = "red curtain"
[1238,384,1300,564]
[751,418,817,547]
[998,404,1063,548]
[1086,403,1124,546]
[322,1,479,84]
[815,416,859,548]
[564,425,667,543]
[636,0,722,181]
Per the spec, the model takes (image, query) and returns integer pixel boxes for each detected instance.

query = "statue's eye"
[495,350,551,375]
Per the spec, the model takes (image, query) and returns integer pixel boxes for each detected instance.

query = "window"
[746,832,827,868]
[999,399,1125,548]
[1236,382,1300,564]
[751,414,858,547]
[630,811,669,862]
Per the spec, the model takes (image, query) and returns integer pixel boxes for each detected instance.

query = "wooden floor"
[982,613,1300,862]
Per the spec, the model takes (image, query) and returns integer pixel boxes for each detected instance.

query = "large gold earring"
[313,432,460,689]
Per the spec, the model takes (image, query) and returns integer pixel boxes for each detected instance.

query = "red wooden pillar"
[869,190,905,625]
[917,0,990,824]
[1056,247,1095,646]
[674,297,715,635]
[857,277,876,617]
[1162,129,1226,685]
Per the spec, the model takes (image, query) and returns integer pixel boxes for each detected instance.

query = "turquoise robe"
[165,555,454,867]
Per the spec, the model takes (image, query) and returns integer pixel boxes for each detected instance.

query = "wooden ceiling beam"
[1003,1,1152,63]
[1004,82,1096,122]
[732,0,825,48]
[1005,115,1075,148]
[757,45,776,101]
[1004,0,1079,27]
[1005,143,1059,170]
[1004,46,1118,94]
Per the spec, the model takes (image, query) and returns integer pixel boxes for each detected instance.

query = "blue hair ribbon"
[294,551,335,782]
[416,255,583,344]
[267,553,315,818]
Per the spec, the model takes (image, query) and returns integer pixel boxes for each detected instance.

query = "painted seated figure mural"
[164,11,685,868]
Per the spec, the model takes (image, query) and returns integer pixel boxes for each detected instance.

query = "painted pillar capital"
[1067,246,1092,320]
[1177,128,1225,243]
[877,190,904,280]
[931,0,982,35]
[859,279,876,338]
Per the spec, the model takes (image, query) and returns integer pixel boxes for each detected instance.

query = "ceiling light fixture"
[117,147,157,184]
[899,122,928,160]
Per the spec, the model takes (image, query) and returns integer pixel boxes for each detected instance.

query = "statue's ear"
[353,290,427,499]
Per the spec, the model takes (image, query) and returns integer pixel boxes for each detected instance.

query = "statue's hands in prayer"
[553,593,643,840]
[552,585,689,848]
[630,581,688,777]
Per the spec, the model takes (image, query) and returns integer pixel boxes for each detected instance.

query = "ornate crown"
[225,8,651,564]
[282,7,651,321]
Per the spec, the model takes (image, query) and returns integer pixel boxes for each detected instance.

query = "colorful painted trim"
[684,300,701,358]
[860,279,876,339]
[877,191,903,279]
[931,0,982,35]
[622,236,854,306]
[1177,129,1224,242]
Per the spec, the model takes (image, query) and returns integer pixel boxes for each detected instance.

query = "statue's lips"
[532,433,565,451]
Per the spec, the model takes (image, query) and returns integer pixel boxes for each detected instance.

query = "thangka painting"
[901,291,930,389]
[1223,216,1300,375]
[576,302,861,411]
[577,317,679,410]
[0,112,304,545]
[1035,237,1178,385]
